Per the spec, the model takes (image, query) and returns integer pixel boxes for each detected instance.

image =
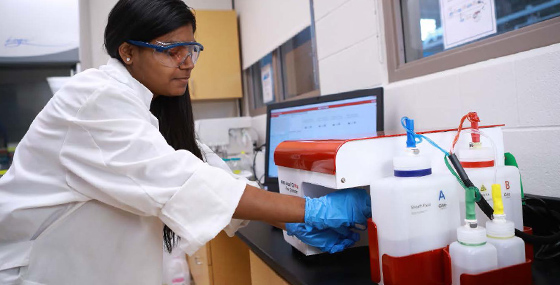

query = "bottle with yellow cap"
[485,184,526,268]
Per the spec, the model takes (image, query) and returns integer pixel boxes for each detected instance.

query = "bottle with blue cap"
[370,117,461,284]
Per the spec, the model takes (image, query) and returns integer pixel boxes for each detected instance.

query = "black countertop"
[237,221,560,285]
[237,221,375,285]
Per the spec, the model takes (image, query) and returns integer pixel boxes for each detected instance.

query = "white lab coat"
[0,59,250,285]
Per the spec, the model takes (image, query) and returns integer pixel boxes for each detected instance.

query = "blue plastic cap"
[405,118,416,148]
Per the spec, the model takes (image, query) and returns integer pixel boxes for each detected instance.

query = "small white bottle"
[450,224,498,284]
[449,186,497,285]
[168,257,189,285]
[163,246,190,285]
[486,184,525,268]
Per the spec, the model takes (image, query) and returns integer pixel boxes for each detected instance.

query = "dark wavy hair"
[104,0,202,253]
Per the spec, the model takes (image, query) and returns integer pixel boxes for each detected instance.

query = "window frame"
[383,0,560,82]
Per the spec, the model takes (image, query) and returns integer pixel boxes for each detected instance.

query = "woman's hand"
[304,188,371,230]
[285,223,359,254]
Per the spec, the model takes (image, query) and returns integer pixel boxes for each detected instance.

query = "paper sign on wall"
[439,0,497,49]
[261,63,274,104]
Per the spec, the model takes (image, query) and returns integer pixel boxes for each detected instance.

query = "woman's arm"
[267,221,286,230]
[232,184,305,224]
[233,186,372,254]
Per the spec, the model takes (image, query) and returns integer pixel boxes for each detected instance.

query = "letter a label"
[439,190,446,201]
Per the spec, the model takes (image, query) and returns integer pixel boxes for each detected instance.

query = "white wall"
[82,0,115,70]
[234,0,311,69]
[78,0,92,70]
[249,0,560,198]
[79,0,238,121]
[314,0,560,197]
[384,45,560,198]
[314,0,387,94]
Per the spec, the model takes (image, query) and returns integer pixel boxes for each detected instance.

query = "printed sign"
[261,63,274,104]
[440,0,497,49]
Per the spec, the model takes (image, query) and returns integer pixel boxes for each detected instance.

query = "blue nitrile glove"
[285,223,360,254]
[304,188,371,230]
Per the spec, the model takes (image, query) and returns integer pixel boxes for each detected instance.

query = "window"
[384,0,560,81]
[244,27,319,116]
[280,26,317,100]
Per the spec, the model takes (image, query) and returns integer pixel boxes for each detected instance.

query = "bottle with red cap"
[452,112,523,230]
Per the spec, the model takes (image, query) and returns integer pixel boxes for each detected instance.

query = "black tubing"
[449,154,494,219]
[515,229,560,245]
[448,154,474,187]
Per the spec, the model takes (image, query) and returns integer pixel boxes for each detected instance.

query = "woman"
[0,0,370,284]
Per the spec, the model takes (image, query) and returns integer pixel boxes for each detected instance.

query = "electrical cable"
[523,196,560,259]
[252,143,266,188]
[525,197,560,226]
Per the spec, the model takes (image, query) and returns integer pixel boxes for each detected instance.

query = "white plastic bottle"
[486,184,525,268]
[163,246,190,285]
[457,136,523,230]
[168,257,189,285]
[371,147,460,283]
[450,187,497,284]
[238,151,254,179]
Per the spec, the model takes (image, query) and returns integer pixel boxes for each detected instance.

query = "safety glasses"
[127,40,204,68]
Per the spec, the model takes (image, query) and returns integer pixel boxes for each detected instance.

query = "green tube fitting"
[504,152,525,204]
[465,186,476,221]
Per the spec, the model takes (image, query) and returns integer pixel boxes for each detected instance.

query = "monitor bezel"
[264,87,384,188]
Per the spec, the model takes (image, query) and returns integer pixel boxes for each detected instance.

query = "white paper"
[261,63,274,104]
[440,0,497,49]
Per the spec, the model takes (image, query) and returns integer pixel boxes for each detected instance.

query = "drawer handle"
[194,256,203,265]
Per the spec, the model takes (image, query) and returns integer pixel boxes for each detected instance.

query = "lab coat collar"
[100,58,153,109]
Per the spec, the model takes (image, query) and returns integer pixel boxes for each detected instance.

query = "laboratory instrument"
[264,87,384,191]
[274,121,505,256]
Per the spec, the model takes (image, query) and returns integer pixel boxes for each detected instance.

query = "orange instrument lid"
[273,125,504,175]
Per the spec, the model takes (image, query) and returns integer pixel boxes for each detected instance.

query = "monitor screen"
[264,88,383,188]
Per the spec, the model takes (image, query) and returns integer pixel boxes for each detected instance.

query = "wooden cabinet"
[190,10,243,100]
[187,231,292,285]
[187,243,212,285]
[249,251,290,285]
[187,232,252,285]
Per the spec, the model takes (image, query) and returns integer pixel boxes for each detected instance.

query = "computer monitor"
[264,87,384,191]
